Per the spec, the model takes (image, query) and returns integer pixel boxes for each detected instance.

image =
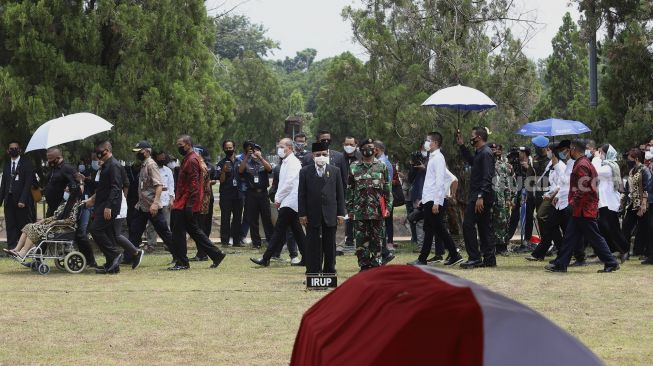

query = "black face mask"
[96,150,106,159]
[225,150,234,157]
[136,152,146,161]
[362,148,374,158]
[8,148,20,158]
[320,139,332,148]
[48,158,60,167]
[627,160,636,169]
[469,137,478,147]
[178,146,187,156]
[156,160,165,168]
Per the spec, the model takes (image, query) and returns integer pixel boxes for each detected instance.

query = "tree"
[275,48,317,73]
[0,0,235,160]
[213,14,279,59]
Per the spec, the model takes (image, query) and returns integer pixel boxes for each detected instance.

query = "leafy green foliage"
[213,14,279,59]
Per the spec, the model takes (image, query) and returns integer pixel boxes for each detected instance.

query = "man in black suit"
[299,142,346,274]
[302,130,348,188]
[85,141,124,274]
[44,147,78,217]
[0,141,35,250]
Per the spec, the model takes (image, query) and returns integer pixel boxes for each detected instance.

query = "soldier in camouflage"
[347,138,394,271]
[490,144,516,255]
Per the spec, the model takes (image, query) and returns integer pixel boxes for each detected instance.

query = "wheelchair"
[23,223,87,275]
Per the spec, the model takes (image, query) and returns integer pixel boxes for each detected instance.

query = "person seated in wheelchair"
[3,187,81,261]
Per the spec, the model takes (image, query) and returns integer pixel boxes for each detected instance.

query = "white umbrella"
[422,84,497,128]
[25,113,114,153]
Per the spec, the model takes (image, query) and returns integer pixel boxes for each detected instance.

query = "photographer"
[506,146,536,251]
[406,146,428,249]
[238,141,274,249]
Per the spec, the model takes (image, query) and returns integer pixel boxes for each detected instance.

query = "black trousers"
[74,232,97,265]
[89,213,121,265]
[532,206,570,259]
[3,194,33,249]
[305,221,337,274]
[128,209,174,259]
[405,200,418,243]
[114,218,139,255]
[272,228,299,258]
[554,216,618,269]
[170,209,223,267]
[597,207,628,254]
[385,209,394,243]
[506,190,534,242]
[263,207,305,261]
[245,190,273,246]
[463,198,495,262]
[219,196,243,245]
[622,209,649,256]
[419,202,457,262]
[201,196,215,237]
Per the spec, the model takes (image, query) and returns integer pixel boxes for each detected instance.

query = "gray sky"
[207,0,581,62]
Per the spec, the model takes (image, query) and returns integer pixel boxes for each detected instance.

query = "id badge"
[15,174,19,181]
[233,179,237,187]
[254,176,260,184]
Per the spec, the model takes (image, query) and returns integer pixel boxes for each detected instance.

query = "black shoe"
[168,264,189,271]
[131,250,144,270]
[96,266,120,274]
[232,242,245,248]
[290,259,305,267]
[426,255,443,263]
[597,265,619,273]
[250,257,269,267]
[444,255,464,266]
[86,262,100,269]
[641,257,653,265]
[189,256,208,262]
[106,253,123,273]
[525,255,544,262]
[544,264,567,273]
[382,254,395,265]
[496,250,510,257]
[460,259,483,269]
[569,260,587,267]
[482,260,497,268]
[407,259,427,265]
[210,251,226,268]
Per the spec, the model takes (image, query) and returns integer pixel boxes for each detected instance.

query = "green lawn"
[0,245,651,365]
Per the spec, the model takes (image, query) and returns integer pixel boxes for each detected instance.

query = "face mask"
[91,160,100,171]
[225,150,234,157]
[48,159,58,167]
[362,148,374,158]
[314,156,329,167]
[167,161,177,170]
[63,192,70,201]
[585,150,592,158]
[469,137,478,147]
[646,151,653,161]
[546,151,552,159]
[423,140,432,151]
[320,139,331,148]
[177,146,187,156]
[8,148,20,158]
[156,160,165,168]
[294,142,306,151]
[96,150,106,159]
[136,152,146,161]
[558,152,568,160]
[627,160,636,169]
[343,146,356,154]
[277,147,287,159]
[78,164,86,173]
[421,150,428,158]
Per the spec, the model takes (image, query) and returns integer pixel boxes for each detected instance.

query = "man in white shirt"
[145,151,175,251]
[409,132,463,266]
[251,138,306,267]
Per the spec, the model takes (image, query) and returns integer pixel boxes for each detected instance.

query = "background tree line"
[0,0,651,166]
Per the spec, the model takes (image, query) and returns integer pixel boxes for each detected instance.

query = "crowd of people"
[1,126,652,275]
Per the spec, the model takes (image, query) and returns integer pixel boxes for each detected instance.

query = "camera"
[409,151,424,166]
[244,141,262,153]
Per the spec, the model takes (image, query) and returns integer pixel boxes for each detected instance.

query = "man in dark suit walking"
[298,142,345,274]
[0,141,35,250]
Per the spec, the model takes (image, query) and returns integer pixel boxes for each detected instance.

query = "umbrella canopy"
[25,113,114,153]
[422,84,497,111]
[291,265,604,366]
[516,118,591,137]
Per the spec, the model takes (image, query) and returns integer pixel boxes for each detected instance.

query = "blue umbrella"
[516,118,591,137]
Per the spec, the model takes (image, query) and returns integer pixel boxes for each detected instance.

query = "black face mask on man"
[361,148,374,158]
[8,148,20,158]
[136,152,146,161]
[225,150,234,158]
[627,160,636,170]
[178,146,187,156]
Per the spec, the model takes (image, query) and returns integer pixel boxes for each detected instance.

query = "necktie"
[9,161,16,194]
[11,161,16,176]
[318,167,324,177]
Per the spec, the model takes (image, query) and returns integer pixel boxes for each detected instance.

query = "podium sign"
[306,274,337,290]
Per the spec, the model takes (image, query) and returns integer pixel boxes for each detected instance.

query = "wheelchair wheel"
[55,259,66,271]
[37,263,50,275]
[31,259,42,272]
[64,252,86,274]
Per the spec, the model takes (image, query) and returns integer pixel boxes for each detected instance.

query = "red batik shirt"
[568,156,599,218]
[172,151,204,213]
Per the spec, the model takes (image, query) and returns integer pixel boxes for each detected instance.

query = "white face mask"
[343,145,356,154]
[423,140,432,151]
[421,150,428,158]
[315,156,329,167]
[585,149,592,158]
[546,151,552,159]
[91,160,100,171]
[167,161,177,170]
[78,164,86,173]
[63,192,70,201]
[277,147,287,159]
[645,151,653,161]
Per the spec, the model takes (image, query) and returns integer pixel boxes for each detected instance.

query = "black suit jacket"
[0,157,35,206]
[298,164,345,228]
[302,149,348,187]
[95,157,124,214]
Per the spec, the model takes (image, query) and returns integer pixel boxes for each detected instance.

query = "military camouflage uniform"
[493,156,516,247]
[347,158,393,269]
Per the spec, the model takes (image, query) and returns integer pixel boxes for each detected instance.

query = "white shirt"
[545,161,568,210]
[275,153,301,212]
[159,165,175,207]
[117,193,128,219]
[421,149,448,206]
[592,157,621,211]
[445,169,457,198]
[555,159,574,210]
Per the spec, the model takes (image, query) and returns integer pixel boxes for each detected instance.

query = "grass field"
[0,245,652,365]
